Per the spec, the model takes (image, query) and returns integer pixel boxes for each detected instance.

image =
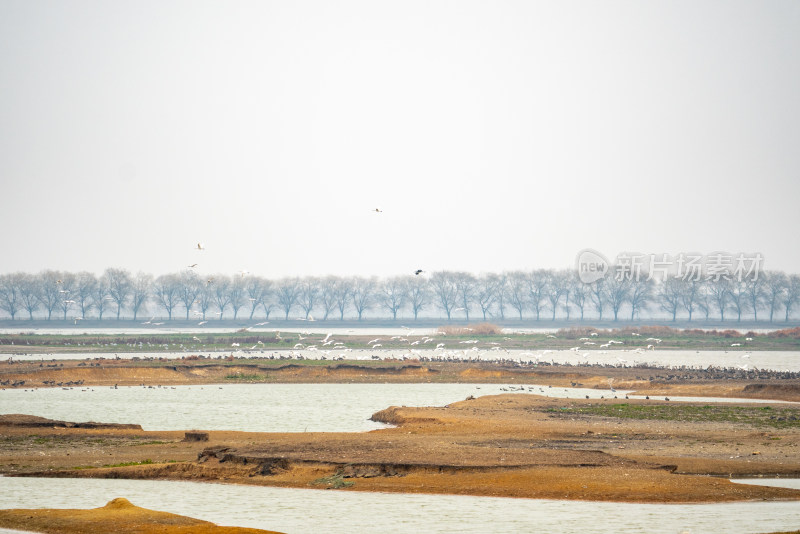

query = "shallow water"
[0,383,510,432]
[0,477,798,534]
[0,383,793,432]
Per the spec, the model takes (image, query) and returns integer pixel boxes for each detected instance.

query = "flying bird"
[196,243,205,251]
[373,208,383,213]
[188,264,198,268]
[414,269,424,275]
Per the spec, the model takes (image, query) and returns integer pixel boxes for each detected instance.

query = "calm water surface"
[0,477,798,534]
[1,383,793,432]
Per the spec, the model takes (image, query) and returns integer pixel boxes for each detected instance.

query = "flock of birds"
[113,328,760,373]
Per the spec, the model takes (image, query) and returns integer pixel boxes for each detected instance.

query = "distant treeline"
[0,268,798,323]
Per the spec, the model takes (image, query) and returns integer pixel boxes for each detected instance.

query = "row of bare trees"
[1,268,799,323]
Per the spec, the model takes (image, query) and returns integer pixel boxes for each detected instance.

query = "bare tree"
[376,276,408,320]
[228,275,247,320]
[492,273,507,320]
[18,274,40,319]
[260,280,276,319]
[696,282,711,321]
[0,273,23,319]
[707,279,732,321]
[105,268,132,320]
[196,281,214,321]
[745,274,766,322]
[244,276,271,320]
[453,272,476,320]
[604,275,630,322]
[129,272,152,321]
[728,280,750,322]
[589,277,607,320]
[38,270,64,320]
[658,278,682,322]
[762,271,787,323]
[178,270,201,319]
[679,278,704,322]
[298,277,319,320]
[783,274,800,322]
[406,276,429,320]
[506,271,528,320]
[525,269,549,321]
[153,274,181,320]
[331,278,352,320]
[351,277,375,321]
[545,270,569,321]
[569,276,588,321]
[318,276,340,320]
[475,274,497,321]
[429,271,459,320]
[91,274,110,320]
[628,278,653,320]
[74,272,97,319]
[55,271,77,320]
[212,275,232,319]
[276,278,300,320]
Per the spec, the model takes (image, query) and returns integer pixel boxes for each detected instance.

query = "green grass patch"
[224,373,267,381]
[311,472,355,489]
[549,403,800,429]
[102,459,155,468]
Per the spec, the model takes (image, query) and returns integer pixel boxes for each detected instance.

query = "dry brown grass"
[437,323,503,336]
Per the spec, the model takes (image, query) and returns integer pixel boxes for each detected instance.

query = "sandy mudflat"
[2,358,800,533]
[0,497,282,533]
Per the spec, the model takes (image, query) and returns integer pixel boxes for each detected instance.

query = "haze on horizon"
[1,0,799,280]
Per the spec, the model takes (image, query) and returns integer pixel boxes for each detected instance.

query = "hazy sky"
[1,0,798,279]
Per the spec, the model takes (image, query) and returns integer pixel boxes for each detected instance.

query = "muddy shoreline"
[2,357,800,532]
[3,356,800,401]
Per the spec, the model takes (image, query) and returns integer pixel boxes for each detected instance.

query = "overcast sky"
[1,0,798,279]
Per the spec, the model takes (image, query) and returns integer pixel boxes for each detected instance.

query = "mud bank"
[3,358,800,401]
[4,393,800,504]
[0,497,282,533]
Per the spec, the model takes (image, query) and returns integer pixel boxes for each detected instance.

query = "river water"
[1,383,794,432]
[0,477,798,534]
